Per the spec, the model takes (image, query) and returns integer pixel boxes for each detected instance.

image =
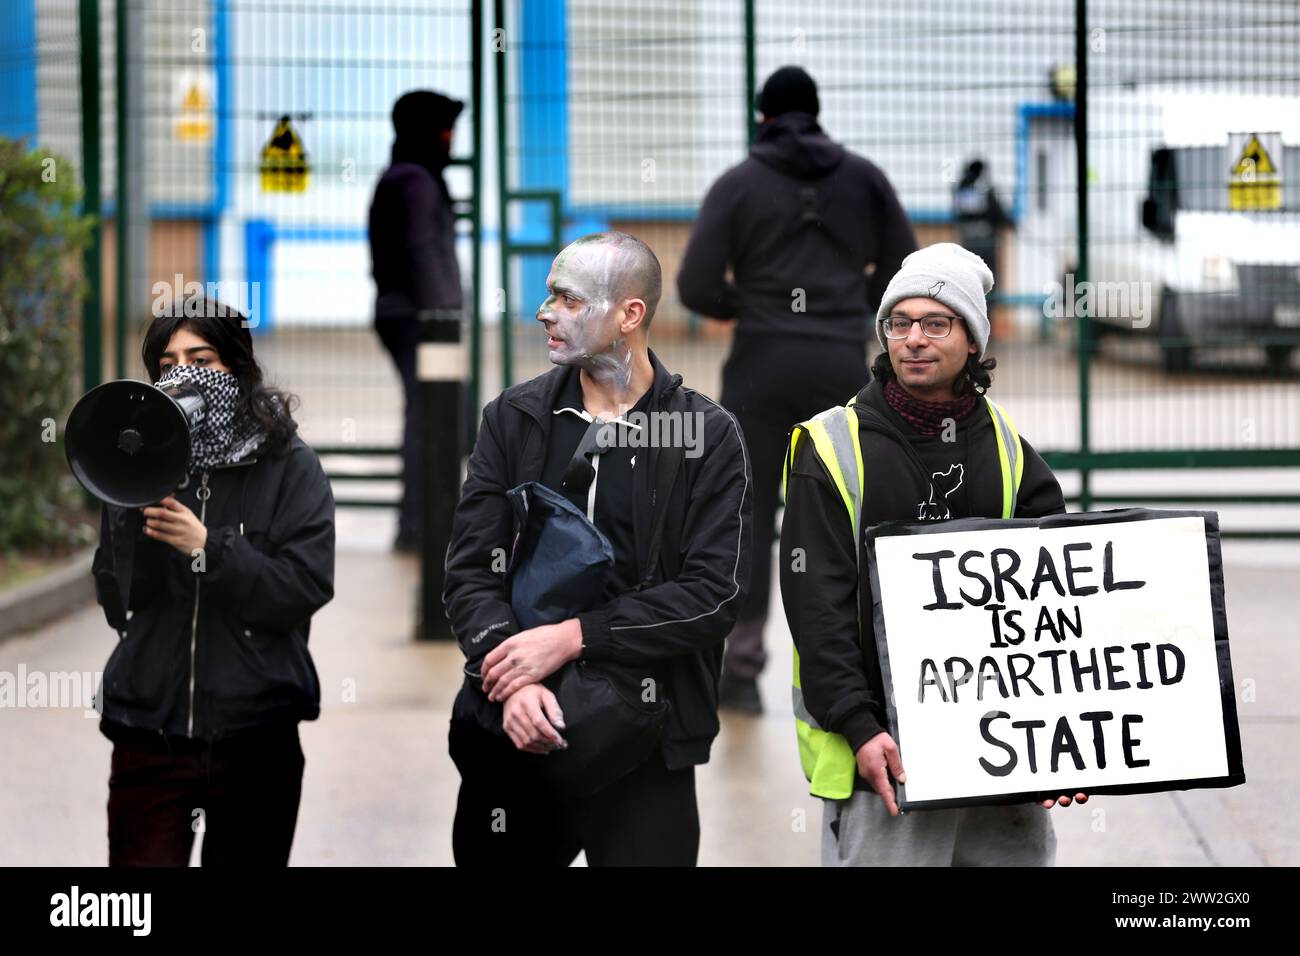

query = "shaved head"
[567,231,663,327]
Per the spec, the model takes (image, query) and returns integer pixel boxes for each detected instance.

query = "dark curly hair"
[870,317,998,396]
[141,293,300,454]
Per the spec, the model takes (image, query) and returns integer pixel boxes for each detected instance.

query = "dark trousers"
[375,315,423,543]
[106,723,305,867]
[449,720,700,867]
[719,333,872,679]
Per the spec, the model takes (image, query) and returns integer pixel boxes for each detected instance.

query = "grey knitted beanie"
[875,243,994,358]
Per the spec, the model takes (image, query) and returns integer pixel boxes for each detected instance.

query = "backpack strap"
[799,184,856,262]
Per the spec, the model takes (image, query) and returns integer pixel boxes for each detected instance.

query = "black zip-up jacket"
[677,111,917,342]
[443,350,753,769]
[779,380,1065,789]
[91,434,335,741]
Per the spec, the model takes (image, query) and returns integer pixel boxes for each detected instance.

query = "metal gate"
[491,0,1300,536]
[64,0,485,508]
[28,0,1300,532]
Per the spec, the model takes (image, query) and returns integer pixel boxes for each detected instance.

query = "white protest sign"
[867,510,1243,810]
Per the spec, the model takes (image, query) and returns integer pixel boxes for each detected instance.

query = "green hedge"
[0,138,95,556]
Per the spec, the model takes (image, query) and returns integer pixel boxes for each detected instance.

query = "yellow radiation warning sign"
[1228,131,1282,211]
[260,115,310,193]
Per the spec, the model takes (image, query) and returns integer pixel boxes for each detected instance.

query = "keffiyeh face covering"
[154,364,265,473]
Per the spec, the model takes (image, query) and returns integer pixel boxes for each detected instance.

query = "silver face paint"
[536,240,636,390]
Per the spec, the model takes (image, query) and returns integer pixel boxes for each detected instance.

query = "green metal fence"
[492,0,1300,536]
[16,0,1300,532]
[62,0,484,508]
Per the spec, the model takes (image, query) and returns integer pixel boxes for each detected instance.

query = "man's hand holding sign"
[855,731,1087,816]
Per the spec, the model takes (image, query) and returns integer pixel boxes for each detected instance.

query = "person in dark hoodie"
[677,66,917,712]
[368,89,465,551]
[780,244,1086,867]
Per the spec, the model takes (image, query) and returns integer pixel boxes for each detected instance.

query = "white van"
[1085,90,1300,373]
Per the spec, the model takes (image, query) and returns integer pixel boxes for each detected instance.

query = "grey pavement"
[0,508,1295,866]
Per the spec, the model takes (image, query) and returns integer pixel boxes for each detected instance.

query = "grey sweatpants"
[821,790,1057,867]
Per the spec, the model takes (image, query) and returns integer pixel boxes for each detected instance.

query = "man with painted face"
[780,244,1087,867]
[678,66,918,712]
[443,232,753,866]
[368,89,465,551]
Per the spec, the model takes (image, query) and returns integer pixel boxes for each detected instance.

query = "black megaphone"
[65,379,206,507]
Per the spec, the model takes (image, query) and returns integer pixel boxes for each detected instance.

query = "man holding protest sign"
[867,507,1243,816]
[780,243,1086,866]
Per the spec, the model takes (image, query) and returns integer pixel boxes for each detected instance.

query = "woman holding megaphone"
[87,295,335,866]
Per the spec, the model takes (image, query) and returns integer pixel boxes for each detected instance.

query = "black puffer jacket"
[91,434,335,741]
[443,351,753,769]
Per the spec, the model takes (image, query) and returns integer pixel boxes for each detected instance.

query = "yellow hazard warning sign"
[173,71,213,144]
[260,115,310,193]
[1228,131,1283,211]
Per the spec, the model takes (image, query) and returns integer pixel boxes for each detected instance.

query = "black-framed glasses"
[880,313,960,340]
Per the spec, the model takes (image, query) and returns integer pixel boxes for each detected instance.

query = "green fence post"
[114,0,127,381]
[1074,0,1092,512]
[494,0,512,389]
[470,0,483,434]
[79,0,101,393]
[744,0,756,147]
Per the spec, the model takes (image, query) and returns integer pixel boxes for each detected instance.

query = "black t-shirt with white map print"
[906,423,974,522]
[873,389,982,521]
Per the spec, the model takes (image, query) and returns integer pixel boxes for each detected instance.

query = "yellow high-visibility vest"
[782,393,1025,799]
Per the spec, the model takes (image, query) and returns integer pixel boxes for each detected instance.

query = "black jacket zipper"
[185,456,258,738]
[187,471,210,737]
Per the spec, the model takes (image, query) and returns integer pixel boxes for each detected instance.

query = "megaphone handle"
[107,505,140,632]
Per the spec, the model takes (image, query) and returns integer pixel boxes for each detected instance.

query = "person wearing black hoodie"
[677,66,918,711]
[368,89,465,551]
